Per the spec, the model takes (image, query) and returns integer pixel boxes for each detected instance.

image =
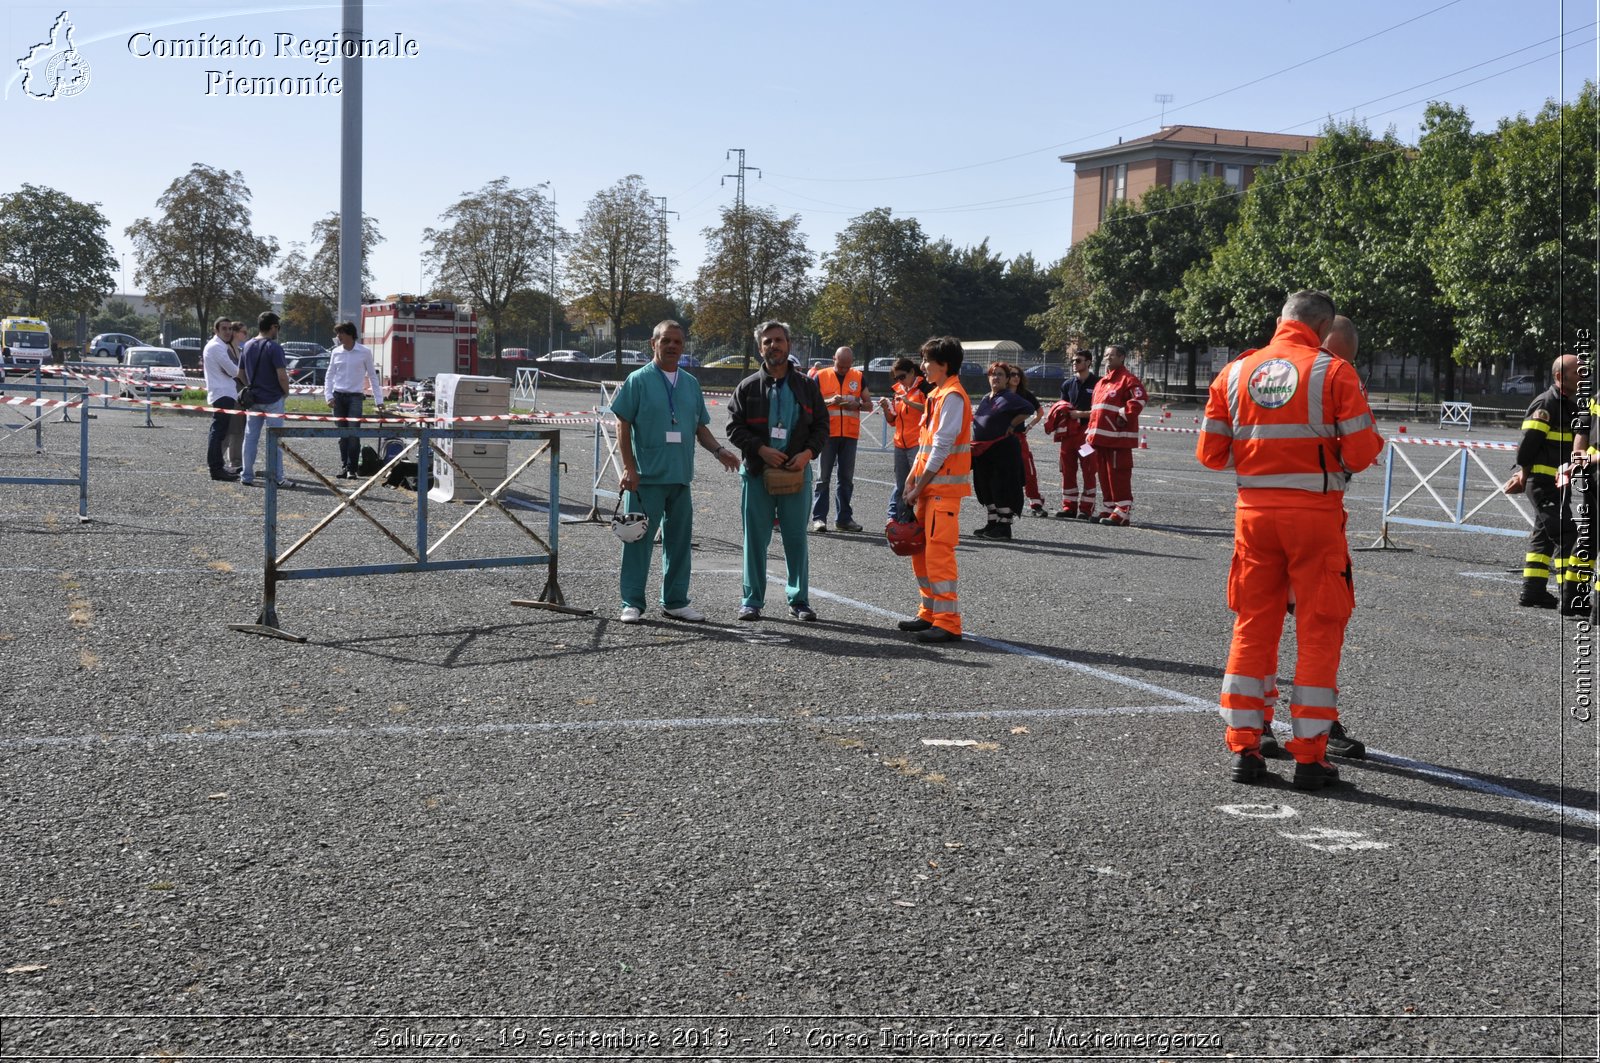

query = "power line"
[762,0,1466,184]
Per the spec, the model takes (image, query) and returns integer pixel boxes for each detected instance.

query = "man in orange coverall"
[1196,291,1384,790]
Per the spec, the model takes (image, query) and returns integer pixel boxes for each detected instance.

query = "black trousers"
[332,392,364,472]
[207,396,240,475]
[1526,479,1577,583]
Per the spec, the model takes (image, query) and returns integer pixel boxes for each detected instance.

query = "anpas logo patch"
[1248,358,1299,409]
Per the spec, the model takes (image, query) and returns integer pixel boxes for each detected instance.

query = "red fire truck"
[360,296,478,384]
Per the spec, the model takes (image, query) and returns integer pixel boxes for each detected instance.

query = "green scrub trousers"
[620,482,694,611]
[740,465,812,611]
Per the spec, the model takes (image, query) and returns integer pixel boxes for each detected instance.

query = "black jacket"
[727,366,828,476]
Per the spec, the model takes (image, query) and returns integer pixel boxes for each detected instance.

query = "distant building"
[1060,125,1321,244]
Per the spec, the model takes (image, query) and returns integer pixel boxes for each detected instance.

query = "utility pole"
[1154,93,1174,127]
[337,0,363,326]
[653,196,678,290]
[547,187,558,356]
[722,148,761,210]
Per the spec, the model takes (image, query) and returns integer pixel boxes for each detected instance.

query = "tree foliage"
[926,240,1051,348]
[0,183,118,320]
[277,212,384,339]
[691,204,812,367]
[125,164,277,340]
[566,175,669,366]
[424,177,560,373]
[1435,83,1598,375]
[811,207,937,358]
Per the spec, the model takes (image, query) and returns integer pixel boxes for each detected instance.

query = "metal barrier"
[513,365,541,406]
[229,422,589,641]
[1360,436,1531,551]
[588,381,622,520]
[60,361,161,426]
[1439,401,1473,431]
[0,372,90,521]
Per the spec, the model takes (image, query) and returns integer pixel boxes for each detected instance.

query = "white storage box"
[430,373,509,502]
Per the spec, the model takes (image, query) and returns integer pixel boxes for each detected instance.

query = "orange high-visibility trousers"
[1220,505,1354,762]
[912,494,962,636]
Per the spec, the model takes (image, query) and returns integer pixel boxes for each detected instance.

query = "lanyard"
[659,365,678,425]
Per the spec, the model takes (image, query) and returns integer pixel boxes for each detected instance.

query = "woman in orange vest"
[898,336,973,644]
[878,356,927,524]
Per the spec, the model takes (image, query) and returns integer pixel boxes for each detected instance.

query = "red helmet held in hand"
[885,518,925,556]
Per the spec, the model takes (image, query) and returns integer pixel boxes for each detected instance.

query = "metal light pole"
[336,0,362,326]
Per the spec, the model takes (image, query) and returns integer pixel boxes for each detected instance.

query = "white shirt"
[202,336,239,403]
[324,341,383,403]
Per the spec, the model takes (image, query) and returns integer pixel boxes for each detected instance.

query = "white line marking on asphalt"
[0,702,1212,753]
[810,585,1600,828]
[1278,826,1392,852]
[1216,803,1298,819]
[1461,570,1521,584]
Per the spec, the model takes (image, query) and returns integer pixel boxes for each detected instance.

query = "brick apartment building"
[1060,125,1321,244]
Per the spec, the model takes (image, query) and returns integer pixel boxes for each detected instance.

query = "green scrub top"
[610,362,710,485]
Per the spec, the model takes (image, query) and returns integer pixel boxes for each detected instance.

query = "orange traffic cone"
[1139,430,1149,449]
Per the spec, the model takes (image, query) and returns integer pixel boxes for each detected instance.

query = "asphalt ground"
[0,386,1596,1062]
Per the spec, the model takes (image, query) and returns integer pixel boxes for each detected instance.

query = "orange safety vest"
[910,377,973,500]
[1196,320,1385,508]
[890,379,927,450]
[815,366,866,439]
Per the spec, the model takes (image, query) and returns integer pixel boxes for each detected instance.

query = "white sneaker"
[619,606,642,624]
[662,604,706,622]
[808,520,827,533]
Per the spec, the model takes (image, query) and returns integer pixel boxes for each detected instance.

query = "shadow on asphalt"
[1300,758,1600,841]
[962,537,1204,561]
[970,635,1225,682]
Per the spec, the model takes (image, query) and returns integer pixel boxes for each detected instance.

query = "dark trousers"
[207,397,240,475]
[333,392,365,472]
[811,435,858,524]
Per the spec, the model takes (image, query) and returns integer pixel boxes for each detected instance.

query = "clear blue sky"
[3,0,1594,302]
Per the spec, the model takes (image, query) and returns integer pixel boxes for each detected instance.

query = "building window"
[1171,159,1189,185]
[1113,163,1127,202]
[1224,164,1242,190]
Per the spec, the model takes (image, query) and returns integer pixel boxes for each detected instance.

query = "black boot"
[1520,578,1558,609]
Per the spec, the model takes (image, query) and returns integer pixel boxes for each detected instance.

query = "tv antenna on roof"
[1154,93,1175,127]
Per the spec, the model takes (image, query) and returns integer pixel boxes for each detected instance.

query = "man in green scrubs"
[612,320,741,623]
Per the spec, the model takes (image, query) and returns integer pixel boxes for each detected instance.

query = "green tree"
[811,207,936,358]
[929,240,1054,348]
[1435,82,1598,386]
[277,212,384,340]
[0,183,117,320]
[566,175,669,367]
[125,164,277,340]
[1027,248,1093,353]
[424,178,560,374]
[691,203,812,369]
[1033,177,1236,383]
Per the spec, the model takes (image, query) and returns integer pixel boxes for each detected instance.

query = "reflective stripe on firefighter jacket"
[1196,320,1384,509]
[890,380,927,450]
[910,378,973,501]
[1085,366,1146,449]
[1516,385,1580,482]
[814,366,866,439]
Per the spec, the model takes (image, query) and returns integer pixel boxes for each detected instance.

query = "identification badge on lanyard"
[771,427,788,442]
[665,431,682,444]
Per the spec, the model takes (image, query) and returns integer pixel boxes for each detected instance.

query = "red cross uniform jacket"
[1086,366,1147,450]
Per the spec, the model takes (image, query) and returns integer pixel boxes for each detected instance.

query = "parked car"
[703,354,750,369]
[120,346,188,399]
[959,361,989,378]
[678,354,701,369]
[867,357,897,373]
[282,341,328,359]
[542,350,590,363]
[499,347,535,362]
[1502,374,1536,396]
[1025,364,1066,383]
[286,353,331,386]
[89,332,147,361]
[168,337,204,356]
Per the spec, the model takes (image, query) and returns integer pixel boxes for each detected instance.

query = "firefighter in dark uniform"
[1506,355,1580,609]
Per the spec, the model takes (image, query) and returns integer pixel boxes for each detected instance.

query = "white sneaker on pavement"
[619,606,642,624]
[662,605,706,622]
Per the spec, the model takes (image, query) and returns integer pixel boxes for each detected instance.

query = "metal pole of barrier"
[417,425,432,557]
[77,394,88,520]
[1357,443,1409,551]
[142,365,154,428]
[1455,448,1469,524]
[32,368,44,451]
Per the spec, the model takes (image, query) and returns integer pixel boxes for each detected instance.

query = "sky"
[2,0,1596,307]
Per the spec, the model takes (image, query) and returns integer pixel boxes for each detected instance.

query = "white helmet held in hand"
[611,510,649,543]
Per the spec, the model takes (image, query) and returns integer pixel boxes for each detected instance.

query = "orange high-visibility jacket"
[889,379,927,449]
[1196,320,1384,509]
[1086,366,1146,449]
[815,366,866,439]
[911,378,973,500]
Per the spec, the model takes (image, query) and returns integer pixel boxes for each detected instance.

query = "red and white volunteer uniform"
[1086,358,1146,524]
[1197,319,1384,766]
[1043,400,1093,515]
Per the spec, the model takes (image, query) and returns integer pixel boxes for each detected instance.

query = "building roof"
[1059,125,1319,164]
[961,340,1025,357]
